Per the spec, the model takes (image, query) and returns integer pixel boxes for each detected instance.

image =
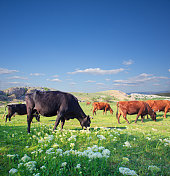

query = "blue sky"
[0,0,170,93]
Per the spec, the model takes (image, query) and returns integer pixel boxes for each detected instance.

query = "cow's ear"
[87,115,93,119]
[90,116,93,119]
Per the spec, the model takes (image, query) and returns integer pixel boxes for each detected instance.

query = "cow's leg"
[5,115,9,122]
[117,112,121,124]
[135,107,144,123]
[53,112,62,131]
[104,107,107,115]
[61,119,65,130]
[93,108,96,115]
[123,113,129,124]
[7,113,14,122]
[35,113,40,122]
[163,107,169,118]
[27,115,33,133]
[27,109,34,133]
[141,115,144,123]
[135,114,140,123]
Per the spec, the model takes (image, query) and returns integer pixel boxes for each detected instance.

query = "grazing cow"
[25,91,92,133]
[92,102,113,115]
[146,100,170,118]
[86,101,91,105]
[4,104,40,122]
[116,101,156,124]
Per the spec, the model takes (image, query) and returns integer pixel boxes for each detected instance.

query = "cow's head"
[151,111,156,121]
[81,115,92,129]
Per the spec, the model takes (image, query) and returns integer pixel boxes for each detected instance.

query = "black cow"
[4,104,40,122]
[25,91,92,133]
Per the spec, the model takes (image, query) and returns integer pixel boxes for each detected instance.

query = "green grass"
[0,102,170,176]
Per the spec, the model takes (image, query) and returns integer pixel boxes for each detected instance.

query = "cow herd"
[3,90,170,133]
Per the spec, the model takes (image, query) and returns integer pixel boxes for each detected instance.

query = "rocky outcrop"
[4,87,27,99]
[0,91,9,101]
[0,87,55,101]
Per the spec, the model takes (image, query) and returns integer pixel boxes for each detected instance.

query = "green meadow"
[0,101,170,176]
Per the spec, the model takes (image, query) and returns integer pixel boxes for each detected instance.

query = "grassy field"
[0,101,170,176]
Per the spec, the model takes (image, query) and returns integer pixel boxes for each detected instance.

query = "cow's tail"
[116,102,119,119]
[2,105,7,119]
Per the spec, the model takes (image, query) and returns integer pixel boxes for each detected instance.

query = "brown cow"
[86,101,91,105]
[92,102,113,115]
[146,100,170,118]
[116,101,156,124]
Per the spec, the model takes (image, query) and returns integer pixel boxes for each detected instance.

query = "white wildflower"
[44,135,54,142]
[9,168,18,174]
[152,128,157,131]
[24,161,37,173]
[18,163,23,168]
[46,148,55,154]
[164,143,169,146]
[112,137,117,141]
[102,149,110,158]
[70,143,75,148]
[146,137,151,140]
[119,167,138,175]
[56,148,63,154]
[37,148,43,153]
[97,135,106,140]
[21,154,31,162]
[159,139,163,142]
[148,165,161,173]
[98,146,105,150]
[40,165,46,170]
[123,141,131,148]
[61,162,67,167]
[123,157,129,162]
[164,138,170,143]
[33,173,40,176]
[76,164,81,168]
[52,143,59,148]
[31,151,36,154]
[38,139,44,143]
[68,135,77,141]
[7,154,18,158]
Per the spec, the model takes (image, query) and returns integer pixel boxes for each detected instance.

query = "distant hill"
[0,87,169,102]
[155,92,170,97]
[99,90,134,101]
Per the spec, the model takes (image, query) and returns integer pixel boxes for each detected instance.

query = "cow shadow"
[72,126,127,131]
[156,114,170,119]
[130,118,163,123]
[106,127,126,130]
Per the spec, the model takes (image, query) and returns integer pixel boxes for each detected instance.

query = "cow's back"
[15,104,27,115]
[118,101,145,115]
[7,104,27,115]
[147,100,168,111]
[27,91,84,117]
